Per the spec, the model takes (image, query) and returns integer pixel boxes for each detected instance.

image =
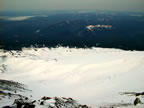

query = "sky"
[0,0,144,12]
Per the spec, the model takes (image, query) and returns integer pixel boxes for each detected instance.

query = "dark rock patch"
[0,79,30,92]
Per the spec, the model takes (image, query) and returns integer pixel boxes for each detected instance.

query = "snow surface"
[3,16,34,21]
[86,25,112,31]
[1,15,48,21]
[0,47,144,107]
[35,30,40,33]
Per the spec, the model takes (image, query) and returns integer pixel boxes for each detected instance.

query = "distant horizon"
[1,9,144,15]
[1,0,144,13]
[1,9,144,13]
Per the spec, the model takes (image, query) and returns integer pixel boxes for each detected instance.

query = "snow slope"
[0,47,144,107]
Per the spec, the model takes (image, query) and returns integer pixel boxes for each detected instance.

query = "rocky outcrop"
[2,96,90,108]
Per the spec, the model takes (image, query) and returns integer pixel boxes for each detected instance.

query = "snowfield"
[0,47,144,107]
[86,25,112,31]
[3,16,34,21]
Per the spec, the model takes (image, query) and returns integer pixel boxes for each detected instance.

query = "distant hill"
[0,11,144,50]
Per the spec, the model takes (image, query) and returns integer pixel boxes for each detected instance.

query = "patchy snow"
[3,16,34,21]
[86,25,112,31]
[35,30,40,33]
[1,15,49,21]
[0,47,144,107]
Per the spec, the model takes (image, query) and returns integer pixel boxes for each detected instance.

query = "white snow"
[86,25,112,31]
[1,15,49,21]
[0,47,144,107]
[3,16,34,21]
[35,30,40,33]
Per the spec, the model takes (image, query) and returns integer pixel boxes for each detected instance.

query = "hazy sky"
[1,0,144,12]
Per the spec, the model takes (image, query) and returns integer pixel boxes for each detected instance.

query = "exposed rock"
[0,79,29,92]
[2,106,13,108]
[2,96,91,108]
[120,91,144,97]
[134,98,141,106]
